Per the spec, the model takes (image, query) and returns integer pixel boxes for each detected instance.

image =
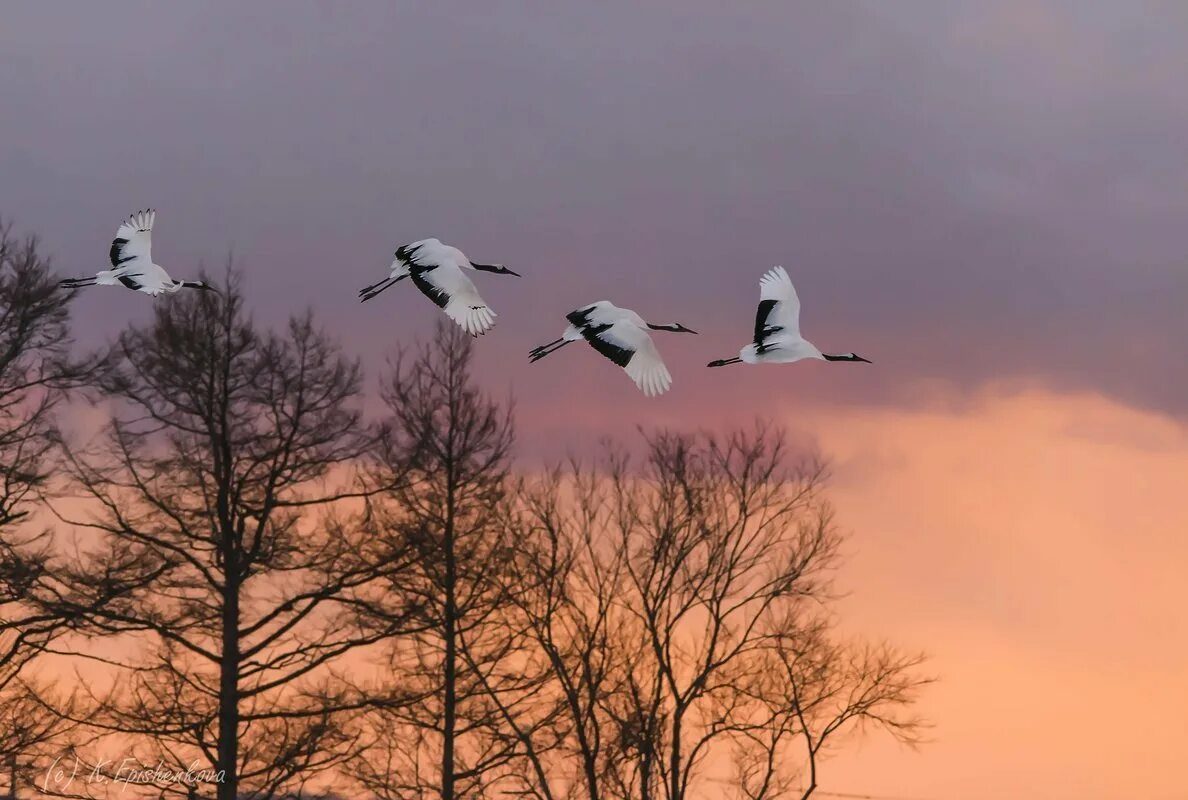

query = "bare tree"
[501,425,928,800]
[609,426,840,800]
[0,227,929,800]
[501,462,633,800]
[0,221,104,800]
[0,679,82,800]
[752,621,931,800]
[0,220,98,693]
[349,324,540,800]
[46,271,405,799]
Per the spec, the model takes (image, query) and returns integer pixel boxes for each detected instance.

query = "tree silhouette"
[0,220,99,694]
[47,271,405,799]
[500,426,929,800]
[502,460,634,800]
[0,221,103,800]
[756,622,931,800]
[602,427,841,800]
[0,252,931,799]
[0,679,81,800]
[349,323,541,800]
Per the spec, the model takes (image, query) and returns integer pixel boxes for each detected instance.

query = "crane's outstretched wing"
[584,321,672,397]
[394,239,444,269]
[412,262,496,337]
[110,209,155,270]
[566,301,617,329]
[753,266,801,349]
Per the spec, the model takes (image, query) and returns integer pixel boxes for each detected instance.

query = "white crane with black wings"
[359,238,519,337]
[59,209,213,296]
[529,301,697,397]
[708,266,870,368]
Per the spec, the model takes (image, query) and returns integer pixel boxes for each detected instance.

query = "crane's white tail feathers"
[445,300,497,337]
[117,209,155,239]
[625,356,672,397]
[759,265,791,298]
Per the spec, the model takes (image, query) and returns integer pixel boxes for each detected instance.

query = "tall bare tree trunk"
[6,750,16,800]
[441,470,457,800]
[349,323,522,800]
[217,554,240,800]
[669,709,682,800]
[0,221,97,781]
[50,274,389,797]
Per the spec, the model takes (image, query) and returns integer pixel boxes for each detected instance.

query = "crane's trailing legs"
[359,274,407,302]
[58,276,100,288]
[529,338,571,362]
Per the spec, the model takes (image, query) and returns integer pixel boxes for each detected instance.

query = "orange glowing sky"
[45,386,1188,800]
[500,380,1188,800]
[804,388,1188,800]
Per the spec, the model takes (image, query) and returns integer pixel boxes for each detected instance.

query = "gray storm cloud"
[2,1,1184,436]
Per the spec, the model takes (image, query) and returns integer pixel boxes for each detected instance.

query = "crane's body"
[358,237,519,337]
[529,300,696,397]
[59,210,212,296]
[708,266,869,368]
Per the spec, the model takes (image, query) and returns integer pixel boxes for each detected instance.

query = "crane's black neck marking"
[470,261,519,276]
[822,352,872,363]
[646,322,696,333]
[707,357,743,367]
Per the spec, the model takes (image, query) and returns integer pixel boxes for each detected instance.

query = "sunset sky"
[3,3,1186,798]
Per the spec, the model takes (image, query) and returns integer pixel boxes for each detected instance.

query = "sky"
[2,2,1186,798]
